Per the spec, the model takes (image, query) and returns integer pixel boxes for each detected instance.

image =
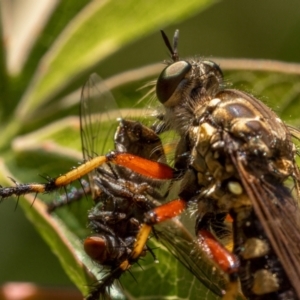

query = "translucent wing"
[80,73,120,196]
[229,128,300,298]
[155,219,227,297]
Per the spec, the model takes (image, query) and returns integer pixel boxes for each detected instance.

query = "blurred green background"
[0,0,300,296]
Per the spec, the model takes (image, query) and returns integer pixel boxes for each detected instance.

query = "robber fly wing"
[232,151,300,298]
[287,125,300,200]
[80,73,121,195]
[288,125,300,156]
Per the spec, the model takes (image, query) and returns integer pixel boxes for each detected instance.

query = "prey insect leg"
[47,179,91,212]
[0,153,173,199]
[196,213,240,300]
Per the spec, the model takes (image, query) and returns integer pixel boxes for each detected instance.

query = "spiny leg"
[196,212,241,300]
[0,152,174,199]
[196,229,240,300]
[47,179,91,212]
[131,198,187,260]
[130,200,241,300]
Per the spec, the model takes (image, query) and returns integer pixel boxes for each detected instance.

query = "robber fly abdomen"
[231,207,296,299]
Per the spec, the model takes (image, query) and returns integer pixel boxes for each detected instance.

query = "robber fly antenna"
[160,29,179,62]
[172,29,179,60]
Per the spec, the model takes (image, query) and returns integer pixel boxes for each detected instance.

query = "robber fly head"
[156,30,223,108]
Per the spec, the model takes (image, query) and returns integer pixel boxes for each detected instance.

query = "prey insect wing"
[79,74,150,299]
[155,219,228,296]
[80,73,120,198]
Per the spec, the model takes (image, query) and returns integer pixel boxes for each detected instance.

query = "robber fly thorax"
[159,53,296,212]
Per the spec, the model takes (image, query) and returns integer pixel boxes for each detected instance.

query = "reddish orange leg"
[107,152,179,264]
[132,199,186,259]
[2,151,182,275]
[110,151,183,260]
[106,152,174,179]
[197,229,240,300]
[0,152,174,198]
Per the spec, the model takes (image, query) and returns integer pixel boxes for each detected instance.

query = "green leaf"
[0,162,95,296]
[14,0,216,122]
[2,2,300,299]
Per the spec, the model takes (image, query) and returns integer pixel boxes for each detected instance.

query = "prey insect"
[78,75,175,299]
[0,73,226,299]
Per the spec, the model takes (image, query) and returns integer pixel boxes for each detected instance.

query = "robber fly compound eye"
[201,60,223,78]
[156,61,192,106]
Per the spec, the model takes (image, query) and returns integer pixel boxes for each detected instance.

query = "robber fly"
[128,30,300,299]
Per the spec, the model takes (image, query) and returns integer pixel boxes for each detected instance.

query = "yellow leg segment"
[132,224,152,260]
[223,280,240,300]
[55,156,107,186]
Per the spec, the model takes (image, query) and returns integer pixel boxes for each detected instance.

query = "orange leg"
[106,152,174,179]
[197,229,241,300]
[0,152,175,198]
[197,229,239,274]
[131,199,186,259]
